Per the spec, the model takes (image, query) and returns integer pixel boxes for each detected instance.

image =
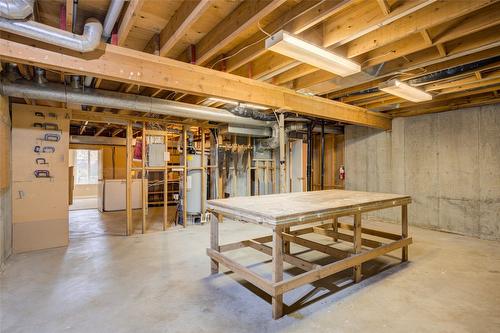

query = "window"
[74,149,99,184]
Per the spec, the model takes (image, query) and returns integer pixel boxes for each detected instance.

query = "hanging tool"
[34,170,51,178]
[48,112,57,119]
[35,157,48,165]
[44,133,60,142]
[34,112,44,117]
[42,146,55,153]
[34,145,41,153]
[33,122,43,128]
[44,123,59,131]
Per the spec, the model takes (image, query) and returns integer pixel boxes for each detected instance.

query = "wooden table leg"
[272,226,284,319]
[283,227,290,254]
[210,212,220,274]
[353,213,362,283]
[402,204,408,262]
[332,216,338,241]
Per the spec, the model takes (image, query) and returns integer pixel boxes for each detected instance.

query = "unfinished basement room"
[0,0,499,332]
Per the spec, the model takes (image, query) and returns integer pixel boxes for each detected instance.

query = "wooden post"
[183,126,188,227]
[279,112,286,194]
[402,204,408,262]
[217,133,223,199]
[332,216,338,242]
[353,213,362,282]
[141,122,147,234]
[284,227,290,254]
[163,131,168,230]
[231,135,237,196]
[264,161,269,195]
[126,122,133,236]
[201,128,206,216]
[210,213,220,274]
[272,226,284,319]
[247,136,251,196]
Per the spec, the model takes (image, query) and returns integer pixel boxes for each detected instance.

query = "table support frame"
[208,202,411,319]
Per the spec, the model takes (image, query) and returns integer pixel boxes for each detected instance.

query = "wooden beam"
[79,120,88,135]
[326,46,500,99]
[94,126,107,136]
[192,0,286,65]
[159,0,212,57]
[436,43,447,57]
[112,128,123,137]
[65,0,73,32]
[117,0,145,46]
[301,34,500,95]
[0,37,391,129]
[322,0,436,48]
[284,0,353,35]
[222,0,352,73]
[345,0,493,58]
[126,122,133,235]
[376,0,391,15]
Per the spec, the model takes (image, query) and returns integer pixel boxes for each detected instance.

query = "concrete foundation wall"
[345,104,500,240]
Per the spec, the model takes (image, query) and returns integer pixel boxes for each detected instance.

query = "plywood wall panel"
[11,104,70,253]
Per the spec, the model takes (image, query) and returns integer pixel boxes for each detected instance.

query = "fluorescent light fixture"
[378,79,433,102]
[265,30,361,77]
[206,97,270,110]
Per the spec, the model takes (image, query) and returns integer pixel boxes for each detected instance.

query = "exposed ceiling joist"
[158,0,212,57]
[189,0,287,65]
[117,0,145,47]
[0,37,390,129]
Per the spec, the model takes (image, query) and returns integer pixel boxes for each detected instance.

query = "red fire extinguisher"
[339,165,345,180]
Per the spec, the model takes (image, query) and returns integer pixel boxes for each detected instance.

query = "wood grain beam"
[65,0,73,32]
[159,0,212,57]
[345,0,494,58]
[117,0,145,47]
[222,0,351,74]
[322,0,436,48]
[192,0,287,65]
[0,37,391,129]
[298,25,500,95]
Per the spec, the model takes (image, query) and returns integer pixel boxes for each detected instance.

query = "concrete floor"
[69,206,180,238]
[1,217,500,333]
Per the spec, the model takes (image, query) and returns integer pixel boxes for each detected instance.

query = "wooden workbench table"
[206,190,412,319]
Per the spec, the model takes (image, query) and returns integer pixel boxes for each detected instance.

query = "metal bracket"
[42,146,55,153]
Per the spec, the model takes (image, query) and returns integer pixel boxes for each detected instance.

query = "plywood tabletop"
[207,190,411,225]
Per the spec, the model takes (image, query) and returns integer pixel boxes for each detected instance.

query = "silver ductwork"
[257,123,307,151]
[0,17,103,52]
[0,0,33,19]
[0,79,271,128]
[102,0,125,39]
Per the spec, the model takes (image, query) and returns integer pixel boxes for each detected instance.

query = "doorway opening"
[69,149,99,210]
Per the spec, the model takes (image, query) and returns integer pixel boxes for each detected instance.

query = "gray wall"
[345,104,500,240]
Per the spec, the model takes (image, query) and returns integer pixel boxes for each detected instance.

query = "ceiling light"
[207,97,270,110]
[265,30,361,77]
[378,79,432,102]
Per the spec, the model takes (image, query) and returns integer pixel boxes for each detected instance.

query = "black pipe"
[72,0,78,33]
[320,120,325,190]
[408,55,500,85]
[306,121,314,191]
[336,55,500,99]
